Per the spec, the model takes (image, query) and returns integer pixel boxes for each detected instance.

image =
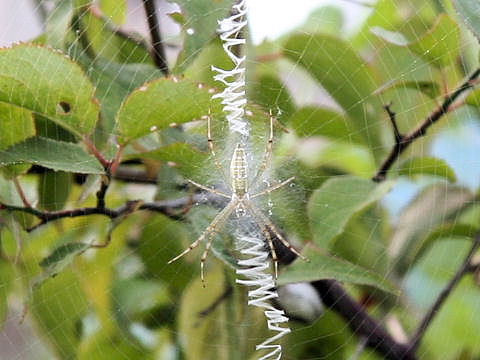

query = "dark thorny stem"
[372,68,480,182]
[142,0,169,75]
[408,229,480,351]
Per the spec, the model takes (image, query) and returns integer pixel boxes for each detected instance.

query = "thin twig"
[373,68,480,182]
[142,0,168,75]
[383,102,403,143]
[408,230,480,350]
[12,177,32,208]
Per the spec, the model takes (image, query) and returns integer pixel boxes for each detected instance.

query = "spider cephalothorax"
[168,114,306,283]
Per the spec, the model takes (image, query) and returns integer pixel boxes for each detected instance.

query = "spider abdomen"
[231,144,248,197]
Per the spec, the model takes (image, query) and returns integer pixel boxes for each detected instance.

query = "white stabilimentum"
[213,1,291,359]
[211,0,248,138]
[236,234,291,360]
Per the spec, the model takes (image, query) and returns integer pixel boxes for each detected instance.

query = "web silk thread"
[212,1,291,359]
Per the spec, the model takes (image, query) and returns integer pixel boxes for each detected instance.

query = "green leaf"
[295,139,376,176]
[0,174,22,206]
[2,213,26,262]
[408,15,460,68]
[178,267,231,360]
[31,269,88,359]
[38,242,90,274]
[134,142,209,181]
[374,80,441,99]
[184,40,233,88]
[277,245,397,294]
[0,136,105,174]
[38,171,72,211]
[116,78,219,144]
[453,0,480,43]
[111,278,170,323]
[250,74,295,121]
[332,207,389,276]
[98,0,125,25]
[79,332,151,360]
[0,103,35,150]
[83,59,163,133]
[283,34,380,146]
[0,259,14,329]
[405,240,480,358]
[370,26,409,46]
[0,45,99,136]
[169,0,235,72]
[409,223,477,268]
[465,88,480,107]
[398,157,456,182]
[350,0,401,48]
[45,0,74,49]
[81,11,151,65]
[289,106,363,143]
[138,215,195,291]
[284,311,351,360]
[307,176,393,249]
[392,184,474,274]
[296,6,344,35]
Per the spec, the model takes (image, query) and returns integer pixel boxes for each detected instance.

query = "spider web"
[1,1,480,360]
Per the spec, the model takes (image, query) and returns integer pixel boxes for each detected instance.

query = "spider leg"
[250,176,295,199]
[243,202,279,279]
[249,113,274,188]
[200,202,236,286]
[168,200,236,265]
[246,200,308,261]
[187,179,230,198]
[207,113,231,189]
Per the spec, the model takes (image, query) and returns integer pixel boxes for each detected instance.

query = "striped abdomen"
[231,144,248,197]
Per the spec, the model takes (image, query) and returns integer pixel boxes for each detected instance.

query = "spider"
[168,113,307,283]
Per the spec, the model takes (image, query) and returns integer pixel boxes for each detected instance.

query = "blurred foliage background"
[1,0,480,359]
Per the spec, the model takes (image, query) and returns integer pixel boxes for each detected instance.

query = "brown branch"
[373,68,480,182]
[96,176,110,210]
[0,193,223,232]
[142,0,169,75]
[408,229,480,350]
[311,280,416,360]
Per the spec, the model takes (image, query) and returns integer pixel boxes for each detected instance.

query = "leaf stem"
[83,137,110,169]
[12,177,32,208]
